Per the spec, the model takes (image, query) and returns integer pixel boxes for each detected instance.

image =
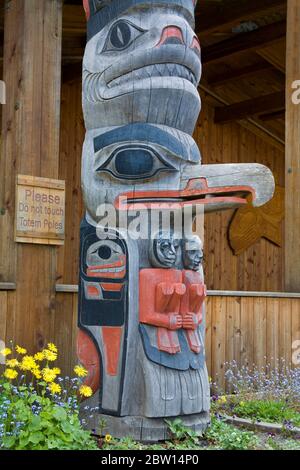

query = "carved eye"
[161,242,171,250]
[87,240,124,267]
[96,145,176,181]
[102,20,146,52]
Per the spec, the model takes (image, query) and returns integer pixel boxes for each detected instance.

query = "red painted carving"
[140,269,185,354]
[83,0,90,20]
[140,269,206,355]
[156,26,184,47]
[100,282,123,292]
[181,270,206,353]
[190,36,201,55]
[102,327,122,376]
[87,285,100,298]
[115,179,254,211]
[77,329,100,395]
[86,254,126,279]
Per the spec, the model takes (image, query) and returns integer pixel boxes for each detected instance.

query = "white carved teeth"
[89,265,125,273]
[108,63,197,88]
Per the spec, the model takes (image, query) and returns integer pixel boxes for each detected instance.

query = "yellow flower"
[34,352,45,362]
[4,368,18,380]
[0,347,12,357]
[104,434,112,443]
[6,359,19,368]
[49,382,61,395]
[43,349,57,362]
[79,385,93,398]
[53,367,61,375]
[15,345,27,355]
[42,367,57,383]
[20,355,37,371]
[47,343,58,353]
[217,395,227,405]
[74,365,88,378]
[32,368,42,380]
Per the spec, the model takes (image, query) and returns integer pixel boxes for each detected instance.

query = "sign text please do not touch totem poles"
[15,175,65,245]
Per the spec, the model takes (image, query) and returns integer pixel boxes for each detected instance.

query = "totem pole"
[78,0,275,441]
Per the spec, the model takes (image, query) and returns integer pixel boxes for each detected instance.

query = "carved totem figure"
[78,0,275,440]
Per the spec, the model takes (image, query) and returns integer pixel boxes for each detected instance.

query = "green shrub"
[233,400,300,427]
[0,343,98,450]
[204,417,259,450]
[1,386,98,450]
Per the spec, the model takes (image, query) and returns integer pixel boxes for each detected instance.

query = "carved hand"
[182,313,198,330]
[168,314,183,330]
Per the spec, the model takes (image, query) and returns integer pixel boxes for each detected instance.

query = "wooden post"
[285,0,300,292]
[0,1,62,348]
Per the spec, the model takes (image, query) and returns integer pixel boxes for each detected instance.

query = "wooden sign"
[15,175,65,245]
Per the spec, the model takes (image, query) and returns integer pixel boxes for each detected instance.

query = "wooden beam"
[208,61,274,87]
[0,283,16,291]
[63,4,86,36]
[196,0,286,35]
[200,84,285,150]
[259,110,285,121]
[257,41,286,74]
[0,1,63,347]
[214,91,285,124]
[202,20,286,64]
[285,0,300,291]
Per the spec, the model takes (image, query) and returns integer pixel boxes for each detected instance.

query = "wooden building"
[0,0,299,387]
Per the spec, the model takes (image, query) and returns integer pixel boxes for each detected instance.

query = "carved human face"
[183,236,203,271]
[150,232,180,268]
[82,6,201,132]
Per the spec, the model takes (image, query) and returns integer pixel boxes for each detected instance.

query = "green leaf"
[47,439,59,449]
[52,406,67,422]
[29,415,42,431]
[29,432,44,445]
[3,435,16,449]
[61,421,73,434]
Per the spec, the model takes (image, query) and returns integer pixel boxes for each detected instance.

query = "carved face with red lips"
[82,2,202,132]
[81,0,273,223]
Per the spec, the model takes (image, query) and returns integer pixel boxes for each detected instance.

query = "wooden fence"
[1,286,300,390]
[206,292,300,388]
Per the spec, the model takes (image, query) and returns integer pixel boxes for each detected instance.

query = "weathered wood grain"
[0,0,63,351]
[0,291,7,345]
[199,101,284,292]
[285,0,300,292]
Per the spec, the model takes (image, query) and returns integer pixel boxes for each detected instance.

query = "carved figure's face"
[150,232,180,268]
[83,7,201,132]
[81,3,207,221]
[86,240,126,278]
[183,236,203,271]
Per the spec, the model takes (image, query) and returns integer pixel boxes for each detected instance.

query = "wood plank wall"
[57,81,285,291]
[0,1,63,352]
[57,78,84,285]
[1,290,299,391]
[195,96,285,291]
[285,0,300,292]
[206,295,300,388]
